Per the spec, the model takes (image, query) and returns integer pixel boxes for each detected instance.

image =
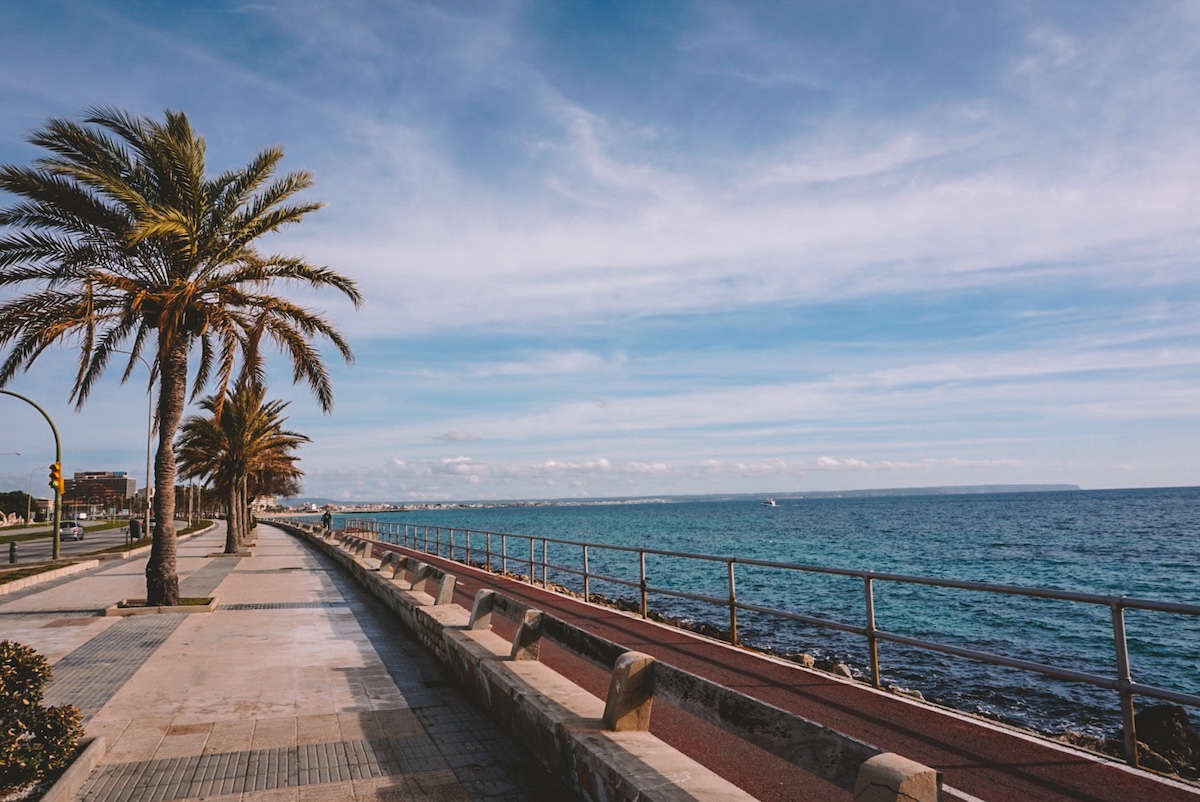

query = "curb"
[0,522,217,595]
[0,560,100,596]
[39,735,106,802]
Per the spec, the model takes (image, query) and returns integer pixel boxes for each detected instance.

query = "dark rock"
[1055,731,1121,760]
[1126,705,1200,778]
[1133,742,1178,775]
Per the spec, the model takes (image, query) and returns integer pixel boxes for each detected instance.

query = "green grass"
[118,596,214,607]
[0,561,77,583]
[87,521,212,555]
[88,536,153,555]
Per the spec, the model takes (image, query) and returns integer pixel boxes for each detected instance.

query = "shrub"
[0,640,83,795]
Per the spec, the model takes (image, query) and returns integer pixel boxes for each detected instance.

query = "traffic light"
[48,462,64,493]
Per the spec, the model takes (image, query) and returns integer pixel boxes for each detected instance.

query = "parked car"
[60,520,84,541]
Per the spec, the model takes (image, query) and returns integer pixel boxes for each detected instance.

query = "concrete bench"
[466,588,941,802]
[379,552,457,605]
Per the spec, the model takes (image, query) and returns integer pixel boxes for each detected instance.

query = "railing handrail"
[327,517,1199,616]
[301,515,1200,769]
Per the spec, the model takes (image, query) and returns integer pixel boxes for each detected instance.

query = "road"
[3,519,193,564]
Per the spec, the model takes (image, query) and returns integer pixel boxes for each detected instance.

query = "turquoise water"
[332,487,1200,737]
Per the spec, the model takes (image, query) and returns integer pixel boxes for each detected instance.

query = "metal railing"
[327,516,1200,768]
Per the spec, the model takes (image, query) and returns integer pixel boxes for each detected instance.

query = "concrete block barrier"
[286,524,941,802]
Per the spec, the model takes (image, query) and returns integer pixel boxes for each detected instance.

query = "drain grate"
[0,609,103,617]
[220,601,348,610]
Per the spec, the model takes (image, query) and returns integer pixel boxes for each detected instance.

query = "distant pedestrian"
[321,510,332,531]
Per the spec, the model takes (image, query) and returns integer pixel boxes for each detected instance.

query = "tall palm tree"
[177,383,308,554]
[0,108,361,604]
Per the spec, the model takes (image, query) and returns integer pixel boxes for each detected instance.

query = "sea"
[322,486,1200,739]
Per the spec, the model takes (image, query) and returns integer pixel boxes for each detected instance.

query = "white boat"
[762,498,777,507]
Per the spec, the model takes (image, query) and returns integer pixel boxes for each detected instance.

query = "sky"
[1,1,1199,502]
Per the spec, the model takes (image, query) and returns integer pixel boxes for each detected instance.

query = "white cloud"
[435,431,483,443]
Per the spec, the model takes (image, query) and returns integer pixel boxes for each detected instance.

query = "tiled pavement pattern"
[83,733,455,801]
[315,559,546,799]
[38,555,244,723]
[3,522,565,801]
[178,555,243,596]
[44,615,187,722]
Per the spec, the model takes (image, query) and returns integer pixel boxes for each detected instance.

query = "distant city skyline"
[2,2,1200,501]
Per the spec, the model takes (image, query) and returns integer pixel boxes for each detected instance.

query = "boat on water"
[762,498,777,507]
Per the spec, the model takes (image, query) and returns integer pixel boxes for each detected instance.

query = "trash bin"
[129,518,141,540]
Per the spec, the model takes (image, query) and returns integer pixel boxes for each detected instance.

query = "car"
[60,520,84,541]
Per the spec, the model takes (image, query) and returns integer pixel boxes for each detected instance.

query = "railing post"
[865,574,881,689]
[542,539,549,588]
[528,537,535,584]
[501,534,508,576]
[486,532,492,571]
[465,529,472,565]
[639,549,648,618]
[449,528,455,561]
[1112,599,1139,767]
[583,545,591,600]
[435,527,441,557]
[727,558,738,646]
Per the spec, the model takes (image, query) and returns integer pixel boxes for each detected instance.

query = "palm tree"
[177,383,308,554]
[0,108,361,604]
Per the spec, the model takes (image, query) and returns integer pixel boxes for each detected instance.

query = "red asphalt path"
[370,541,1198,802]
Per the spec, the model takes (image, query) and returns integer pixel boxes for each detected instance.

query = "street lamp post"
[0,390,64,559]
[112,350,154,541]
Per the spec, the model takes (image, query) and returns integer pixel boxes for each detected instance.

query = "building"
[63,471,138,513]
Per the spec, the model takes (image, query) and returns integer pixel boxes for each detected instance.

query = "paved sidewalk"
[0,524,562,801]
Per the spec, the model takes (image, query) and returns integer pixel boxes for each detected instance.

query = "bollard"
[603,651,656,731]
[8,541,16,564]
[510,609,544,661]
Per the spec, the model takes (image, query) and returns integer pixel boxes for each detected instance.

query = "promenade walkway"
[366,539,1200,802]
[0,524,563,801]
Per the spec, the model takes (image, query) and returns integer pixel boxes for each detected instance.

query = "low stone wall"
[281,523,941,802]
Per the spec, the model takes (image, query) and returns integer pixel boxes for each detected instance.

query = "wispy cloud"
[4,1,1200,500]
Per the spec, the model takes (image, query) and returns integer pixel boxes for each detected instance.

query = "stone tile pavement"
[0,523,565,801]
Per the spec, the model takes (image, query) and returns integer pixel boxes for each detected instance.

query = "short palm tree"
[0,108,361,604]
[177,383,308,554]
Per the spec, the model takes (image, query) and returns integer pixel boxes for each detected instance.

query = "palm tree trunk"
[145,339,187,606]
[223,483,240,553]
[243,475,254,546]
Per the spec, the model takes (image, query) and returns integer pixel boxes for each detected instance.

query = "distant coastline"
[287,483,1082,513]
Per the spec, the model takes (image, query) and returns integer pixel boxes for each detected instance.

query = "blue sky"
[2,1,1199,501]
